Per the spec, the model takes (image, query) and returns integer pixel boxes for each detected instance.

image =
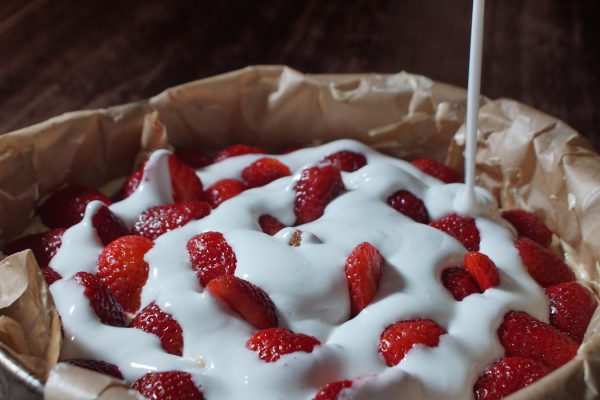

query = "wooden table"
[2,0,599,149]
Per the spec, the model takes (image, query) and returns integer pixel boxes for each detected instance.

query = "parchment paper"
[0,65,597,399]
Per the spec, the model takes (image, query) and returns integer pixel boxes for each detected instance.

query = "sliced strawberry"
[502,209,552,248]
[187,232,237,287]
[498,311,578,370]
[314,380,353,400]
[294,165,344,224]
[379,319,446,367]
[246,327,320,362]
[65,359,123,379]
[213,144,266,162]
[514,237,575,288]
[345,242,384,317]
[205,179,246,208]
[241,157,291,188]
[175,147,212,168]
[3,228,65,268]
[206,275,277,329]
[430,214,480,251]
[97,235,153,313]
[464,251,500,291]
[168,155,205,202]
[117,166,144,200]
[258,215,286,235]
[132,371,204,400]
[41,267,62,286]
[473,357,550,400]
[133,201,211,240]
[91,205,129,246]
[546,282,598,343]
[441,267,481,301]
[39,185,112,228]
[74,272,126,327]
[411,158,462,183]
[131,302,184,356]
[322,150,367,172]
[387,190,430,223]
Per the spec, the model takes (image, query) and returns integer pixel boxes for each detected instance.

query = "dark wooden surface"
[1,0,599,149]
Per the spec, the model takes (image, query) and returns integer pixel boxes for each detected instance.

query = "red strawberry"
[322,150,367,172]
[92,205,129,246]
[314,380,353,400]
[214,144,266,162]
[411,158,462,183]
[258,215,286,235]
[502,209,552,248]
[187,232,237,287]
[39,185,112,228]
[345,242,384,317]
[3,228,65,268]
[117,167,144,200]
[175,147,212,168]
[379,319,446,367]
[241,157,291,188]
[441,267,481,301]
[168,155,205,202]
[41,267,62,286]
[206,275,277,329]
[205,179,246,208]
[131,302,184,356]
[132,371,204,400]
[430,214,480,251]
[246,327,320,362]
[546,282,598,343]
[65,359,123,379]
[514,237,575,288]
[498,311,578,370]
[473,357,550,400]
[464,251,500,291]
[74,272,126,327]
[294,165,344,224]
[97,235,153,313]
[387,190,430,223]
[133,201,211,240]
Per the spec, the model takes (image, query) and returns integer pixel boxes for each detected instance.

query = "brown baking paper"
[0,66,598,399]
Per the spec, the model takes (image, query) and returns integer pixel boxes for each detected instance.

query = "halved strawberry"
[387,190,430,223]
[322,150,367,172]
[441,267,481,301]
[131,302,184,356]
[73,272,126,327]
[546,282,598,343]
[463,251,500,291]
[502,209,552,248]
[345,242,384,317]
[187,232,237,287]
[473,357,550,400]
[133,201,211,240]
[41,267,62,286]
[205,179,246,208]
[3,228,65,268]
[314,380,353,400]
[206,275,278,329]
[175,147,212,168]
[241,157,291,188]
[92,205,129,246]
[168,155,205,202]
[294,165,344,224]
[430,214,480,251]
[497,311,578,370]
[246,327,320,362]
[411,158,462,183]
[379,319,446,367]
[39,185,112,228]
[514,237,575,288]
[97,235,153,313]
[213,144,266,162]
[258,215,286,236]
[132,371,204,400]
[65,359,124,379]
[117,167,144,200]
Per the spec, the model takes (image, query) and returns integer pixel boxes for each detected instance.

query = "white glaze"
[49,139,548,399]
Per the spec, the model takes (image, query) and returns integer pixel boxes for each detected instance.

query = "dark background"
[1,0,599,149]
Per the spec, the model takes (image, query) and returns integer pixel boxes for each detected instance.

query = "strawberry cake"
[2,139,597,400]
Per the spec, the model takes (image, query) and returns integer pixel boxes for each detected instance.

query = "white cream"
[49,139,549,400]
